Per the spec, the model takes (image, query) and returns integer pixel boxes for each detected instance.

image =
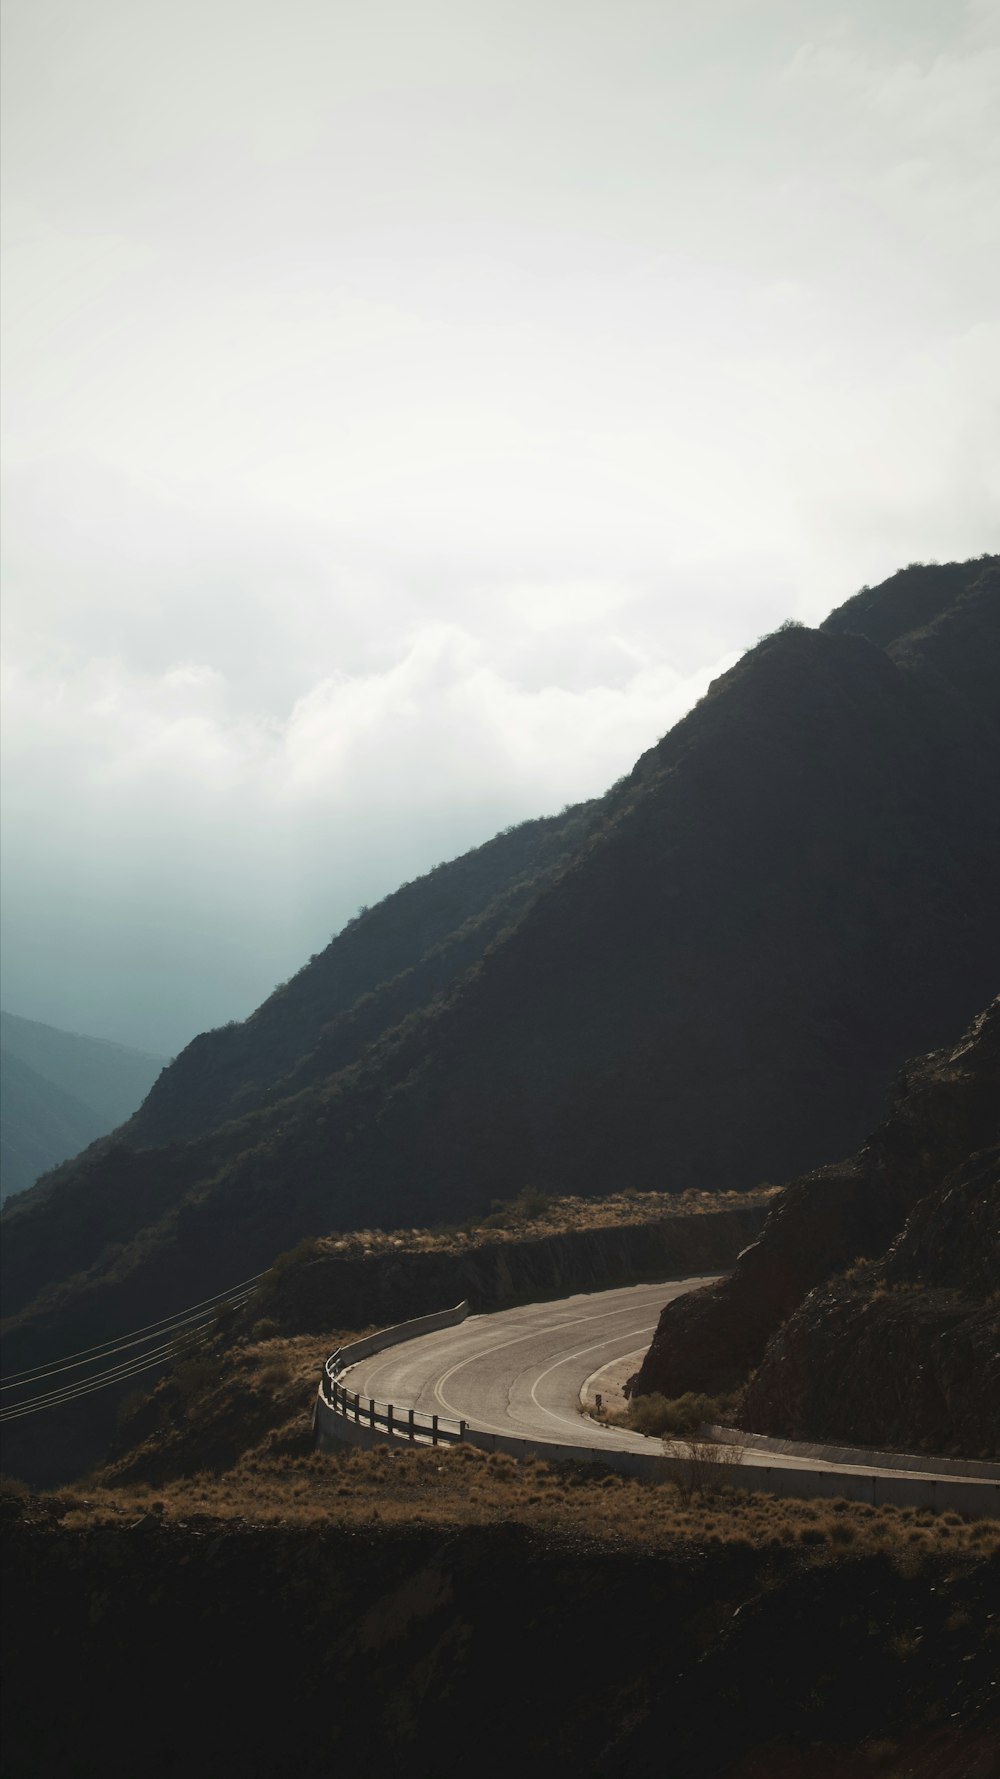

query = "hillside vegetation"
[3,557,998,1410]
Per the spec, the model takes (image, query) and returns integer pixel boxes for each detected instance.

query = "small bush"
[268,1238,323,1281]
[251,1318,280,1341]
[516,1185,553,1221]
[115,1387,152,1432]
[173,1355,216,1410]
[627,1391,741,1438]
[670,1436,746,1500]
[258,1360,292,1391]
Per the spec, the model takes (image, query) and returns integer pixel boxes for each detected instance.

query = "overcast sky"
[2,0,998,1055]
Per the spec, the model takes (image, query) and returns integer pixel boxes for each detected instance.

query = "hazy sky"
[2,0,998,1054]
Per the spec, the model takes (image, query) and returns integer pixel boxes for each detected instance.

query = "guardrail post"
[432,1414,438,1446]
[354,1392,360,1423]
[369,1399,375,1426]
[387,1404,394,1436]
[459,1420,466,1442]
[408,1408,415,1441]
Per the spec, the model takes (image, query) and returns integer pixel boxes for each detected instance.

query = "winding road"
[336,1279,1000,1501]
[339,1279,696,1456]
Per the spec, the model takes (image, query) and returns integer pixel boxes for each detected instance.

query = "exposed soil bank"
[2,1493,997,1779]
[259,1201,769,1335]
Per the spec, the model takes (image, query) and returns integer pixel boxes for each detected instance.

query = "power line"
[0,1270,268,1385]
[0,1330,215,1422]
[0,1288,257,1394]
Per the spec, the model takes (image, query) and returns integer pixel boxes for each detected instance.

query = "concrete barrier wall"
[326,1300,470,1376]
[705,1425,1000,1481]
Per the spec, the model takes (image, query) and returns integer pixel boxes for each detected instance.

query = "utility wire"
[0,1330,216,1422]
[0,1270,268,1385]
[0,1288,257,1394]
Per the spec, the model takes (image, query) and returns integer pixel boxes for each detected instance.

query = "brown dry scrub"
[57,1445,1000,1571]
[297,1185,778,1257]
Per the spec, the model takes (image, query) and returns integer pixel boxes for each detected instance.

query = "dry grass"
[304,1185,778,1258]
[55,1437,1000,1572]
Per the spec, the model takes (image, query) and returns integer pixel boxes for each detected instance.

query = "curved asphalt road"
[340,1279,699,1457]
[338,1279,1000,1489]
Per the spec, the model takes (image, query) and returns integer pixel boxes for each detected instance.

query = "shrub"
[669,1436,746,1500]
[627,1391,741,1439]
[268,1237,322,1280]
[173,1354,216,1410]
[258,1359,292,1391]
[115,1387,152,1432]
[516,1185,553,1221]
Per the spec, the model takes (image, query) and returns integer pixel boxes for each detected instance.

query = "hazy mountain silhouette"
[0,1012,165,1203]
[3,557,998,1374]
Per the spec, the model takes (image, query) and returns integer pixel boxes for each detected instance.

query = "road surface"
[337,1279,1000,1489]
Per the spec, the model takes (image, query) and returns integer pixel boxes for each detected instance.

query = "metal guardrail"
[316,1300,473,1447]
[324,1377,468,1446]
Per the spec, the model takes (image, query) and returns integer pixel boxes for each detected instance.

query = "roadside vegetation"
[15,1449,998,1574]
[596,1388,743,1439]
[283,1185,778,1258]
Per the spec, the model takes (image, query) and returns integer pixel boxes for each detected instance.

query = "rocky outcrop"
[627,1159,883,1397]
[630,1001,1000,1458]
[741,1148,1000,1459]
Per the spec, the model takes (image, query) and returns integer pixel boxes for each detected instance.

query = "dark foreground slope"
[632,1000,1000,1458]
[3,1486,998,1779]
[3,559,998,1374]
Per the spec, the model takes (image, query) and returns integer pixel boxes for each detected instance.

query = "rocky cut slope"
[631,999,1000,1459]
[3,558,999,1383]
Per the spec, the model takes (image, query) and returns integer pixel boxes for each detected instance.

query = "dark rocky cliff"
[741,1146,999,1459]
[631,1001,1000,1457]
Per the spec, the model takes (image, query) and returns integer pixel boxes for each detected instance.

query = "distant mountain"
[0,1012,165,1203]
[2,556,998,1387]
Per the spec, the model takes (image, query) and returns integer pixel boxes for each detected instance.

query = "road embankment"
[258,1200,769,1337]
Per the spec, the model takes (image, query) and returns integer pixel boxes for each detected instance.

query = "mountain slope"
[0,1013,166,1202]
[2,557,998,1373]
[124,803,595,1149]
